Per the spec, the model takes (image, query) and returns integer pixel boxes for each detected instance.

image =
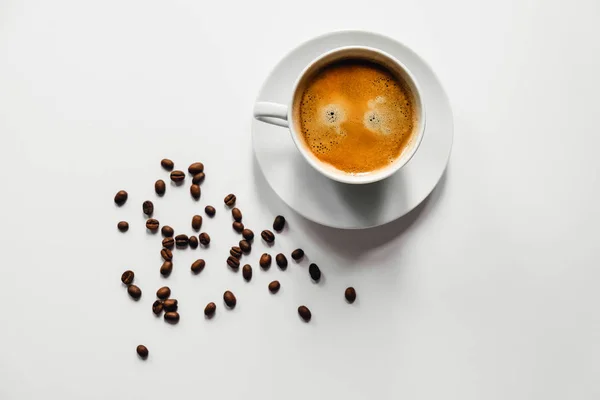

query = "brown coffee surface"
[296,60,417,174]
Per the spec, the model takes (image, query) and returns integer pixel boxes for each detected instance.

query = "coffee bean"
[205,205,216,217]
[190,184,201,200]
[199,232,210,246]
[156,286,171,299]
[261,230,275,243]
[189,235,198,249]
[345,287,356,303]
[146,218,159,231]
[192,172,205,184]
[232,207,242,222]
[160,261,173,276]
[230,246,242,259]
[162,237,174,249]
[161,248,173,261]
[298,305,311,322]
[273,215,285,232]
[227,256,240,270]
[224,193,236,207]
[232,221,244,233]
[127,285,142,300]
[242,229,254,241]
[275,253,288,269]
[121,270,134,285]
[114,190,128,206]
[188,162,204,175]
[268,280,280,293]
[142,201,154,216]
[191,259,205,274]
[309,263,321,281]
[136,344,149,359]
[175,234,189,248]
[204,302,216,318]
[161,158,174,171]
[242,264,252,281]
[239,240,251,253]
[155,179,166,195]
[117,221,129,232]
[163,299,178,312]
[259,253,272,269]
[161,225,174,237]
[170,170,185,182]
[164,311,180,324]
[291,248,304,260]
[223,291,236,308]
[152,300,163,315]
[191,215,203,231]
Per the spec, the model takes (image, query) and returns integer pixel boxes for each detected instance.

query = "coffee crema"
[294,59,418,174]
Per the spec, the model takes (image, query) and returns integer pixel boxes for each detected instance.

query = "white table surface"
[1,1,599,399]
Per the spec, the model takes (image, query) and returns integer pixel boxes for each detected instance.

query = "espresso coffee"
[295,59,417,174]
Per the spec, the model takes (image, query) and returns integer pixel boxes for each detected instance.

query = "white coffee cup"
[253,46,425,185]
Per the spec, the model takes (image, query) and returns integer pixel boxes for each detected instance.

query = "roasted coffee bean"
[227,256,240,270]
[155,179,166,195]
[224,193,236,206]
[175,234,189,248]
[190,184,201,200]
[114,190,128,206]
[268,280,281,293]
[170,170,185,182]
[161,248,173,261]
[191,259,205,273]
[117,221,129,232]
[273,215,286,232]
[152,300,163,315]
[223,291,236,308]
[162,237,175,249]
[146,218,159,231]
[275,253,288,269]
[242,264,252,281]
[242,229,254,241]
[127,285,142,299]
[188,162,204,175]
[231,208,242,222]
[121,270,134,285]
[239,240,251,253]
[205,205,216,217]
[163,299,178,312]
[232,221,244,233]
[142,201,154,216]
[189,235,198,249]
[192,172,205,184]
[161,158,174,171]
[164,311,180,324]
[345,287,356,303]
[291,248,304,260]
[156,286,171,299]
[160,261,173,276]
[309,263,321,281]
[161,225,174,237]
[191,215,203,231]
[230,246,242,259]
[259,253,272,269]
[199,232,210,246]
[261,230,275,243]
[136,344,149,359]
[298,305,311,322]
[204,302,216,318]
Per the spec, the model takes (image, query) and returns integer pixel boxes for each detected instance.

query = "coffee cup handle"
[253,102,289,128]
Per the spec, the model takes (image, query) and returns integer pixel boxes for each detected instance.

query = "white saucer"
[252,30,453,229]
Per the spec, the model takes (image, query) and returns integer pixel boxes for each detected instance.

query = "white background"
[1,0,599,399]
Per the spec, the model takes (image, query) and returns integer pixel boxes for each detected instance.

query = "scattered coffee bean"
[232,207,242,222]
[142,201,154,216]
[345,287,356,303]
[127,285,142,300]
[152,300,163,315]
[189,235,198,249]
[163,299,178,312]
[117,221,129,232]
[205,205,216,217]
[232,221,244,233]
[161,248,173,261]
[223,291,236,308]
[192,172,205,184]
[191,259,205,273]
[175,234,189,248]
[239,240,251,253]
[191,215,203,231]
[242,229,254,241]
[275,253,288,270]
[227,256,240,270]
[273,215,286,232]
[146,218,159,231]
[261,230,275,243]
[162,237,175,249]
[156,286,171,299]
[291,248,304,260]
[136,344,149,359]
[190,184,201,200]
[204,302,216,318]
[121,270,134,285]
[170,170,185,182]
[164,311,180,324]
[309,263,321,281]
[224,193,236,207]
[259,253,272,269]
[155,179,166,195]
[268,280,281,293]
[230,246,242,259]
[160,261,173,276]
[199,232,210,246]
[188,162,204,175]
[161,158,174,171]
[114,190,128,206]
[161,225,174,237]
[298,305,311,322]
[242,264,252,281]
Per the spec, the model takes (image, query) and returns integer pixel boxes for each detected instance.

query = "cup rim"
[286,45,426,185]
